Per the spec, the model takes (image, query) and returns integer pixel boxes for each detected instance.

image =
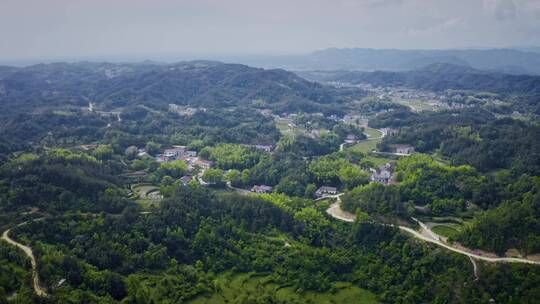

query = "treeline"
[0,149,129,213]
[457,175,540,254]
[342,153,540,255]
[0,106,282,157]
[372,109,540,175]
[342,154,481,218]
[0,61,365,116]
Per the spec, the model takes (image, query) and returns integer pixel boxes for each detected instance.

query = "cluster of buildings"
[244,144,274,153]
[156,146,197,163]
[248,184,340,198]
[370,163,398,185]
[342,114,368,127]
[153,146,214,171]
[168,104,207,116]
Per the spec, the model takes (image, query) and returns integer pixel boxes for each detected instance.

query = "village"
[126,108,416,203]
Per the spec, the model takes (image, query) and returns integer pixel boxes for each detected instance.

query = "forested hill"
[300,63,540,96]
[0,61,364,115]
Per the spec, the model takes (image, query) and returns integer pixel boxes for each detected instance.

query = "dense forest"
[0,61,365,116]
[372,109,540,175]
[1,61,540,303]
[4,155,540,303]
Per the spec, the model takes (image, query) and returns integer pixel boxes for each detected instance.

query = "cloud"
[406,18,464,37]
[336,0,404,9]
[1,0,540,60]
[484,0,517,20]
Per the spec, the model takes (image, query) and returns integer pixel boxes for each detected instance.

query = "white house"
[316,186,338,197]
[393,144,415,155]
[251,185,273,193]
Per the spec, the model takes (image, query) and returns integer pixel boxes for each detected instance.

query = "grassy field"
[350,139,379,154]
[347,129,392,166]
[432,225,461,239]
[364,127,383,139]
[350,127,384,153]
[391,98,440,112]
[189,272,379,304]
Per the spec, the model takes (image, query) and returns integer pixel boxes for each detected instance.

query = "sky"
[1,0,540,62]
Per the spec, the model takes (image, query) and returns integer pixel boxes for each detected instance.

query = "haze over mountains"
[299,63,540,96]
[234,48,540,75]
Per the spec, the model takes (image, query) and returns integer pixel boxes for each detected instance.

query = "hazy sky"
[1,0,540,61]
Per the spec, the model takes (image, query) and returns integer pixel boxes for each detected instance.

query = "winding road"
[1,226,47,296]
[340,127,385,152]
[325,197,540,265]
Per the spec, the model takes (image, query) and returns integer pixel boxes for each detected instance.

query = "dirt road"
[2,227,47,296]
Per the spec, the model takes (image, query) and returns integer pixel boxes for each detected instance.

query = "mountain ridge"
[0,61,365,115]
[237,48,540,75]
[299,63,540,96]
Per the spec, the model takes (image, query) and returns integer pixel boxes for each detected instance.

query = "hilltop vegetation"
[0,61,365,116]
[372,109,540,175]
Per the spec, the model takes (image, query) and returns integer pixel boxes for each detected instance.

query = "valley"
[0,60,539,304]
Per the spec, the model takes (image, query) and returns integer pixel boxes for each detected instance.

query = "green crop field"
[189,272,379,304]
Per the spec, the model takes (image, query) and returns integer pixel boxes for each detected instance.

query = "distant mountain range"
[298,63,540,96]
[235,48,540,75]
[0,61,364,115]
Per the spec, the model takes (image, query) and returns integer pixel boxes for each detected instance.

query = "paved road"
[2,226,47,296]
[339,128,385,153]
[226,181,252,195]
[325,200,540,265]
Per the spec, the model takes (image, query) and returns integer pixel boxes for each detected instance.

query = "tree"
[161,176,174,186]
[341,183,403,216]
[146,141,161,156]
[125,146,138,160]
[338,165,369,190]
[206,144,260,170]
[94,145,113,160]
[202,168,224,185]
[155,160,188,181]
[293,207,331,244]
[275,176,305,197]
[224,169,241,186]
[304,183,317,199]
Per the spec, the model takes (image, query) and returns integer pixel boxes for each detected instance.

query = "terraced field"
[131,184,162,209]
